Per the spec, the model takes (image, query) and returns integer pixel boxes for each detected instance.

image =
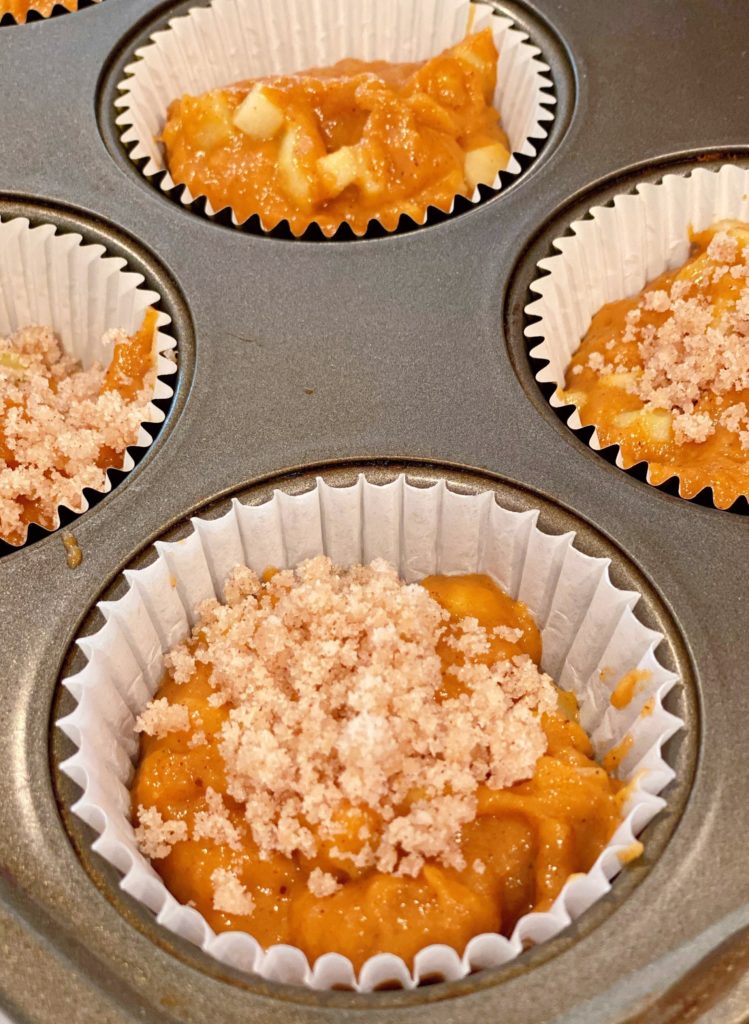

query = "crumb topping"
[135,697,190,738]
[134,805,187,859]
[62,531,83,569]
[586,223,749,447]
[0,325,154,542]
[192,787,244,851]
[493,624,524,643]
[720,401,748,432]
[150,556,556,879]
[210,867,256,916]
[307,867,342,897]
[166,645,198,685]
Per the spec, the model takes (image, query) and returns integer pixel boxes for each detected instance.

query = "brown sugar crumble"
[135,697,190,738]
[211,868,256,916]
[187,729,207,749]
[308,867,343,898]
[192,788,244,852]
[135,557,557,885]
[134,805,188,859]
[0,323,155,544]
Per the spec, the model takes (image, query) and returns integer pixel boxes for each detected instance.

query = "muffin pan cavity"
[51,462,696,1002]
[98,0,573,240]
[0,196,194,556]
[505,151,749,516]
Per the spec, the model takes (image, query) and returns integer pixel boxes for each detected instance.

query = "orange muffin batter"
[1,0,76,19]
[561,221,749,508]
[161,29,510,236]
[131,563,628,970]
[0,308,157,544]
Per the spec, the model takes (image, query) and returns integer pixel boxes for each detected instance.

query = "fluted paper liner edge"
[58,475,682,991]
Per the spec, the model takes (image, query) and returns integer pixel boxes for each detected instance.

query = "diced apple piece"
[233,85,284,140]
[638,409,672,442]
[464,142,510,191]
[317,146,359,199]
[191,92,234,150]
[599,371,639,390]
[558,389,587,408]
[453,41,484,71]
[278,126,314,208]
[0,351,28,372]
[614,411,639,429]
[614,409,672,442]
[357,155,386,200]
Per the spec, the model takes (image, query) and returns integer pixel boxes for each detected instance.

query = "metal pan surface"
[1,1,748,1022]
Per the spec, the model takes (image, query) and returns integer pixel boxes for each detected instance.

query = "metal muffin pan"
[1,1,748,1021]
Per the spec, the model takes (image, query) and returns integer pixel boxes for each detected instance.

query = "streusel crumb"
[149,556,557,878]
[0,323,155,543]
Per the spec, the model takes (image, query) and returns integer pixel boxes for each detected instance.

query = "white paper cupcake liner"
[525,162,749,509]
[58,474,683,991]
[115,0,555,237]
[0,0,101,25]
[0,214,177,546]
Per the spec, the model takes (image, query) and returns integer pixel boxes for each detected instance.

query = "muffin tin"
[1,0,748,1021]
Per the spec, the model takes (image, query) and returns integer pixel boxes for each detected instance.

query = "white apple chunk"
[464,142,509,191]
[0,351,29,374]
[614,411,639,429]
[599,371,640,390]
[614,409,672,442]
[451,37,496,99]
[317,146,359,199]
[639,409,673,442]
[558,389,587,408]
[356,154,386,200]
[233,85,284,141]
[278,126,314,208]
[192,92,235,150]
